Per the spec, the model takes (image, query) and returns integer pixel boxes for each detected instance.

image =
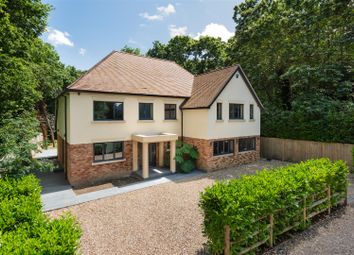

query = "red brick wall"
[183,136,260,171]
[66,141,133,187]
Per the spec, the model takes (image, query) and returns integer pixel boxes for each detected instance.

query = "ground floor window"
[93,141,124,162]
[213,140,234,156]
[238,137,256,152]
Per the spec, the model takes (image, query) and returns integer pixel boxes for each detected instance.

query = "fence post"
[224,225,231,255]
[269,214,274,247]
[327,186,331,215]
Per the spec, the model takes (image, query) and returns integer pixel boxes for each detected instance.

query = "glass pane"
[94,144,104,161]
[94,101,123,120]
[113,103,123,120]
[113,142,123,159]
[104,143,114,160]
[139,103,153,120]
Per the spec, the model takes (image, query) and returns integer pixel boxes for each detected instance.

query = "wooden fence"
[261,137,353,169]
[224,186,347,255]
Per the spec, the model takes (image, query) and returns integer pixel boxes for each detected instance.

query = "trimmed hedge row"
[199,159,349,254]
[0,175,81,254]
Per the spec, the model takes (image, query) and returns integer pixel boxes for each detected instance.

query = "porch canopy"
[132,133,178,178]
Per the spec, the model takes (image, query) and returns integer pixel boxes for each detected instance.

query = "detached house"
[56,51,263,186]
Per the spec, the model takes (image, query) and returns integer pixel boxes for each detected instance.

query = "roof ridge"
[194,64,239,77]
[67,50,116,89]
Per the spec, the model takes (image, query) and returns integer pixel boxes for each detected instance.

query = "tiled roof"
[67,51,262,109]
[68,51,194,97]
[182,66,238,109]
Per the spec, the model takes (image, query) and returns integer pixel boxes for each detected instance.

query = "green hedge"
[199,159,349,254]
[0,175,81,254]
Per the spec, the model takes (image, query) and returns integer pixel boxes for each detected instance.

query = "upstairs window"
[250,104,254,120]
[139,103,153,120]
[164,104,177,120]
[238,138,256,152]
[229,103,244,120]
[93,101,123,121]
[213,140,234,156]
[93,141,124,162]
[216,103,222,120]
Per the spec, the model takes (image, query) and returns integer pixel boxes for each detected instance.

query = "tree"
[230,0,354,143]
[230,0,353,109]
[121,45,141,55]
[0,0,64,176]
[146,36,231,74]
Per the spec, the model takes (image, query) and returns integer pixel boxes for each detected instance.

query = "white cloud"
[169,25,188,37]
[157,4,175,16]
[139,12,163,21]
[140,3,176,21]
[79,48,86,56]
[46,27,74,46]
[195,23,234,42]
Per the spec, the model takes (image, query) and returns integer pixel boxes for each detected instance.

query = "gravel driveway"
[48,160,353,255]
[48,160,288,255]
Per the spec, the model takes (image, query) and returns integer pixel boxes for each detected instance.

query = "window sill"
[213,153,234,158]
[216,120,224,123]
[92,158,126,165]
[228,119,245,122]
[137,120,154,123]
[249,119,255,122]
[91,120,126,124]
[238,150,256,154]
[163,119,178,122]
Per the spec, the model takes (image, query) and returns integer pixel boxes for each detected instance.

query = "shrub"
[175,141,199,173]
[199,159,349,254]
[0,175,81,254]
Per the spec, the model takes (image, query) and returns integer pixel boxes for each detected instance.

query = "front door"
[149,143,157,167]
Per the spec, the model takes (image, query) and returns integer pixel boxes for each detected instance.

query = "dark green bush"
[175,141,199,173]
[0,175,81,254]
[261,96,354,144]
[199,159,349,254]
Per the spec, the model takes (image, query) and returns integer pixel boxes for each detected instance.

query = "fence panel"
[261,137,353,169]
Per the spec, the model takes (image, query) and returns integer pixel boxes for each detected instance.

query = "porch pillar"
[158,142,164,167]
[133,141,138,171]
[142,142,149,178]
[170,140,176,173]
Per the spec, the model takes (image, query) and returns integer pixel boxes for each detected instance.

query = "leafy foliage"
[0,0,83,176]
[175,141,199,173]
[199,159,349,254]
[147,36,231,74]
[261,96,354,143]
[0,175,81,254]
[229,0,354,143]
[121,45,141,55]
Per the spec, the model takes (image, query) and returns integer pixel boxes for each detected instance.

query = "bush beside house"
[0,175,81,254]
[175,141,199,173]
[199,158,349,254]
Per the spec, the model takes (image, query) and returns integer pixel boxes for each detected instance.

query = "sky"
[42,0,243,70]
